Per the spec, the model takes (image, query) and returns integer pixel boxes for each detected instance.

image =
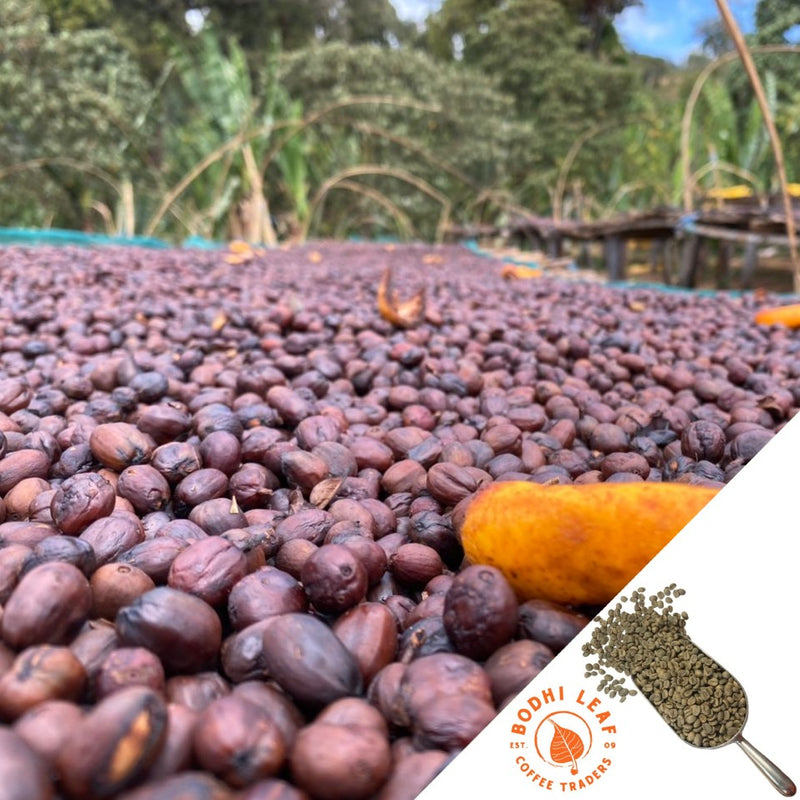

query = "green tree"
[196,0,415,58]
[39,0,193,80]
[562,0,638,54]
[156,27,287,242]
[688,73,779,195]
[754,0,800,44]
[697,18,732,58]
[277,41,520,238]
[460,0,633,121]
[425,0,498,61]
[334,0,418,45]
[703,0,800,190]
[427,0,637,59]
[426,0,636,212]
[39,0,112,31]
[0,0,157,229]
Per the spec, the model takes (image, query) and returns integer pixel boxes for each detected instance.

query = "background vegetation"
[1,0,799,243]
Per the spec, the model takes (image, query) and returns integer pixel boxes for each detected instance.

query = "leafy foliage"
[196,0,416,63]
[754,0,800,44]
[277,42,519,238]
[39,0,192,79]
[1,0,799,241]
[0,0,156,229]
[153,26,306,242]
[423,0,637,210]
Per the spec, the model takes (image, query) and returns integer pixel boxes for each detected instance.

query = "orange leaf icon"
[549,719,584,775]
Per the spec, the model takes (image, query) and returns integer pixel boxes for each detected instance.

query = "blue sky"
[615,0,757,62]
[391,0,759,64]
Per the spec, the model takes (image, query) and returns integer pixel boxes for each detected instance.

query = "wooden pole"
[714,0,799,292]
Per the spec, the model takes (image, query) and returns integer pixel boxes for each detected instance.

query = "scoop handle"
[735,734,796,796]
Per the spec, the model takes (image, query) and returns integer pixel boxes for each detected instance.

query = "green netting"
[181,235,225,250]
[0,227,171,249]
[463,238,577,273]
[2,228,795,300]
[462,239,799,299]
[0,227,230,250]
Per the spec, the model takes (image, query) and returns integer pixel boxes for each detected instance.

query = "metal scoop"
[730,730,796,797]
[585,588,796,796]
[637,649,796,797]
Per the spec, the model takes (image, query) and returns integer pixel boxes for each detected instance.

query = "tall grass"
[711,2,798,290]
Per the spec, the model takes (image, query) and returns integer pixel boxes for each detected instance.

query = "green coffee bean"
[581,585,747,748]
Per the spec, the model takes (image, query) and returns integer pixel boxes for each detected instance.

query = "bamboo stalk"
[0,157,119,192]
[680,44,800,213]
[304,164,451,244]
[350,121,477,189]
[689,160,760,197]
[257,95,442,176]
[120,178,135,238]
[601,181,669,217]
[332,179,416,239]
[242,142,277,246]
[554,120,627,222]
[713,1,798,291]
[90,201,115,235]
[145,95,441,238]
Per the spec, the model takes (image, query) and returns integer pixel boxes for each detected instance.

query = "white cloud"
[615,6,676,45]
[391,0,442,24]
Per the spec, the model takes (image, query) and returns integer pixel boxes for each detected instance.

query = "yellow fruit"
[754,303,800,328]
[705,184,753,200]
[458,481,718,606]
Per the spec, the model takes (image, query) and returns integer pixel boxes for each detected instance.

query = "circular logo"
[508,684,617,792]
